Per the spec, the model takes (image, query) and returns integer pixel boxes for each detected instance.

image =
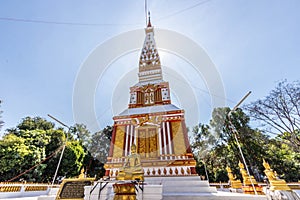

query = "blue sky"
[1,0,300,134]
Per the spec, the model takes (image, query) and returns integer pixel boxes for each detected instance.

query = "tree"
[0,100,4,131]
[0,117,64,182]
[69,124,92,148]
[68,123,106,178]
[0,116,92,182]
[58,141,86,178]
[1,116,114,182]
[245,80,300,151]
[264,136,300,182]
[42,129,66,182]
[0,134,33,181]
[191,106,300,182]
[210,108,269,170]
[16,116,55,131]
[191,107,270,182]
[88,126,112,163]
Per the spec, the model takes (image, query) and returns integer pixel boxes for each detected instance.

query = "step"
[163,192,267,200]
[164,186,217,193]
[161,180,210,187]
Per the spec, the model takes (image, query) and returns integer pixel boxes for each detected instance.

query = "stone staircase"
[163,193,267,200]
[145,176,217,194]
[145,176,267,200]
[84,176,268,200]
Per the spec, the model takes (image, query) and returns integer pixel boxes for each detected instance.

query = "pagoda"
[104,17,197,179]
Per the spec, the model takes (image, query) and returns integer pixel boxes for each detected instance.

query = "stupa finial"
[147,11,152,27]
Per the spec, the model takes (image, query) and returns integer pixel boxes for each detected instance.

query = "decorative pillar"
[166,121,173,155]
[162,122,167,156]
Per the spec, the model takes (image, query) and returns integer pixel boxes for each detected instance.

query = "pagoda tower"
[105,18,197,178]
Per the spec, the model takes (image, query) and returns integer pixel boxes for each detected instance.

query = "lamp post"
[227,91,258,195]
[47,114,70,189]
[203,160,209,182]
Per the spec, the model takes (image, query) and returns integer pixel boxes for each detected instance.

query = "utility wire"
[6,145,64,182]
[155,0,211,22]
[0,0,211,27]
[0,17,142,27]
[162,68,236,104]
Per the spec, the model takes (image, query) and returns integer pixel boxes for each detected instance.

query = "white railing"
[109,166,193,177]
[0,182,59,198]
[108,154,191,163]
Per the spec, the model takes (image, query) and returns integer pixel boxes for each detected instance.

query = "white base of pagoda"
[84,176,217,200]
[109,165,194,177]
[163,192,267,200]
[84,182,162,200]
[145,176,217,194]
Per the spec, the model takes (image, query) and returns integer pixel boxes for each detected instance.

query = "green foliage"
[191,106,300,182]
[68,124,112,178]
[265,137,300,182]
[58,141,86,178]
[215,168,228,182]
[70,124,91,148]
[42,129,66,182]
[0,116,99,182]
[0,100,4,130]
[88,126,112,163]
[16,116,55,131]
[0,134,31,181]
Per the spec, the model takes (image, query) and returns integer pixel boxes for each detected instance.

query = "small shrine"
[226,166,242,190]
[263,159,291,191]
[238,161,263,194]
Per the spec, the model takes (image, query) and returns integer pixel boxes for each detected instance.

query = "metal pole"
[228,120,258,195]
[227,91,258,195]
[145,0,148,26]
[47,114,70,189]
[51,144,66,186]
[228,91,252,115]
[203,161,209,182]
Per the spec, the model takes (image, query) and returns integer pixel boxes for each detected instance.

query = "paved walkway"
[1,197,38,200]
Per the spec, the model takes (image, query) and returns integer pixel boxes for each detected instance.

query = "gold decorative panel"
[149,128,158,157]
[137,129,146,157]
[171,121,186,155]
[113,126,125,157]
[137,126,158,158]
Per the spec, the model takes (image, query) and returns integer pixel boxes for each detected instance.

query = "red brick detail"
[190,167,197,174]
[164,122,169,154]
[160,126,165,154]
[169,122,175,154]
[108,124,117,157]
